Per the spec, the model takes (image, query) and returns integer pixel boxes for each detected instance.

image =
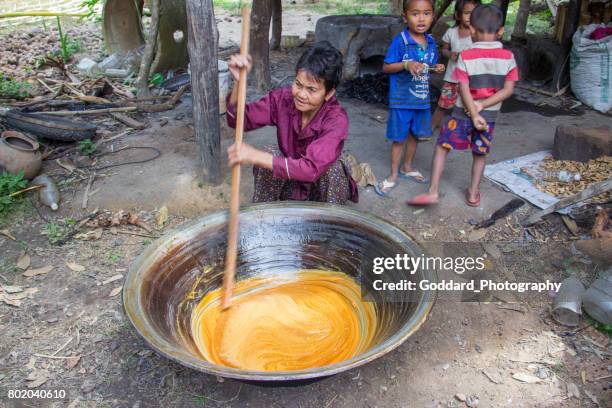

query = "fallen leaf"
[0,294,21,307]
[75,229,103,241]
[16,252,31,270]
[468,228,488,242]
[0,229,16,240]
[23,266,54,277]
[66,262,85,272]
[512,372,542,383]
[584,389,599,406]
[66,355,81,370]
[25,371,48,388]
[566,382,580,399]
[109,286,122,297]
[102,274,123,285]
[1,285,23,294]
[482,369,503,384]
[156,206,169,228]
[25,356,37,370]
[0,288,38,301]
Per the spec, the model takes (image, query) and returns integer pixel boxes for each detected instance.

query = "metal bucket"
[123,203,436,381]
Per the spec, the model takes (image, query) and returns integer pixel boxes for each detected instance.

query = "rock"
[315,15,404,80]
[455,393,466,402]
[466,395,479,407]
[80,379,97,393]
[536,366,549,379]
[553,126,612,162]
[575,238,612,267]
[566,382,580,399]
[76,58,102,77]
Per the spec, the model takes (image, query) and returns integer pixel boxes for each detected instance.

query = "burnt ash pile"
[337,73,389,105]
[337,74,441,106]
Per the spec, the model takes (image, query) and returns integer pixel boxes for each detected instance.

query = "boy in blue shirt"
[375,0,445,196]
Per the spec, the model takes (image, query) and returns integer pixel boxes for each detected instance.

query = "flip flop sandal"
[399,170,429,184]
[407,193,439,206]
[465,189,481,207]
[374,178,398,197]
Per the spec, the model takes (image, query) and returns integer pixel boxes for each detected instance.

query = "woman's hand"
[227,143,275,170]
[228,54,253,81]
[227,142,257,167]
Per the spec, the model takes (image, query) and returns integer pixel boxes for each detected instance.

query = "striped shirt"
[451,41,519,121]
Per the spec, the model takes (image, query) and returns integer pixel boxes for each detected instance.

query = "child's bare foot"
[407,192,439,206]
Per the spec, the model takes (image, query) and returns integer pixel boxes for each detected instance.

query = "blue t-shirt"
[385,29,438,109]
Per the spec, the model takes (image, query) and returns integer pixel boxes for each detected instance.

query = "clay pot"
[0,131,42,180]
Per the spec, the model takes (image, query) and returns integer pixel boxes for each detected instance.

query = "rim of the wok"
[123,202,437,381]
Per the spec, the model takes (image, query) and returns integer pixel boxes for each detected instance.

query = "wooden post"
[512,0,532,40]
[270,0,282,50]
[387,0,402,14]
[136,0,160,98]
[435,0,454,23]
[557,0,582,88]
[250,0,272,91]
[499,0,511,24]
[186,0,222,184]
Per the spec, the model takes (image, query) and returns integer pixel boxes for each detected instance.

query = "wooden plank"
[186,0,222,184]
[522,178,612,226]
[110,112,147,130]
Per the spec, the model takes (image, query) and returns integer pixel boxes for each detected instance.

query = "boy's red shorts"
[438,82,459,109]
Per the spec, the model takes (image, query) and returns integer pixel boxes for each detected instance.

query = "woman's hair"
[295,41,343,92]
[402,0,435,13]
[453,0,482,26]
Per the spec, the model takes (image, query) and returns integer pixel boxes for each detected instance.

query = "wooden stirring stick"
[223,7,251,309]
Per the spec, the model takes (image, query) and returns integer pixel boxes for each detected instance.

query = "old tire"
[5,110,97,142]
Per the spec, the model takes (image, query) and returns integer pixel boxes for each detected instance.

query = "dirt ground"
[1,8,611,408]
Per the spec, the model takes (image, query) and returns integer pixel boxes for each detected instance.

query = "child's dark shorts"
[386,108,432,142]
[437,116,495,155]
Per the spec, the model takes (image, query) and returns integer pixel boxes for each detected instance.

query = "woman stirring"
[226,41,358,204]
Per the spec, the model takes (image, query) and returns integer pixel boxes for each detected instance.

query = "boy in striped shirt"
[408,4,518,207]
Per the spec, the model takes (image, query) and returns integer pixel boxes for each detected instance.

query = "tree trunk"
[513,0,532,39]
[186,0,222,184]
[387,0,402,14]
[136,0,160,98]
[499,0,511,24]
[434,0,454,23]
[270,0,282,50]
[250,0,272,91]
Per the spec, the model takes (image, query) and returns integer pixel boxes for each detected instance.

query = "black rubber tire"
[6,110,97,142]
